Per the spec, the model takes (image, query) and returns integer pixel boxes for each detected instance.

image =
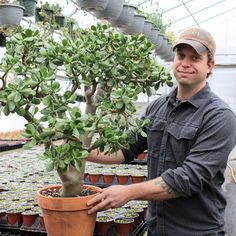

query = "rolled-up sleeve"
[122,129,148,163]
[162,109,236,197]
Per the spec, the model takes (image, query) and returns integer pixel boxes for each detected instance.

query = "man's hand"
[87,185,131,214]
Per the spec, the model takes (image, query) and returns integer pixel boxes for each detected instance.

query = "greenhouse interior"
[0,0,236,236]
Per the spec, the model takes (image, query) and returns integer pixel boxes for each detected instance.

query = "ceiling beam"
[172,0,226,24]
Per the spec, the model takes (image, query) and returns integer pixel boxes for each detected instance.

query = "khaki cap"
[173,27,216,56]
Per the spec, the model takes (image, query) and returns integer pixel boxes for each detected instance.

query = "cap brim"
[173,39,209,55]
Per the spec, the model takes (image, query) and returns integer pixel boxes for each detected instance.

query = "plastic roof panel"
[138,0,236,31]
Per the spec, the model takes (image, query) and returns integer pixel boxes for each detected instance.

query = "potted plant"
[76,0,109,12]
[121,13,146,35]
[51,3,65,29]
[0,22,172,235]
[114,217,134,236]
[35,1,53,23]
[94,0,124,20]
[95,215,114,235]
[0,26,15,47]
[111,3,136,28]
[18,0,37,17]
[0,27,7,47]
[0,0,24,26]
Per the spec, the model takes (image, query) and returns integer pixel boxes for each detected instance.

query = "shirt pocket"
[166,124,198,164]
[168,124,198,140]
[146,119,165,158]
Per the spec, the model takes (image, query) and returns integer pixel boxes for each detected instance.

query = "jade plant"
[0,23,173,197]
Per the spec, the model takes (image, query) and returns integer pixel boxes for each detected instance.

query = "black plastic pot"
[0,32,6,47]
[18,0,37,17]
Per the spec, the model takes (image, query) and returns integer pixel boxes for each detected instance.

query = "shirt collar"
[167,83,211,108]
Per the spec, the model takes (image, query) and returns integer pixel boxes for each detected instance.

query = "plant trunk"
[57,84,105,197]
[57,160,86,197]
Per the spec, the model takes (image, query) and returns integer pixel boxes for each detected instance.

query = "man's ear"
[207,58,215,74]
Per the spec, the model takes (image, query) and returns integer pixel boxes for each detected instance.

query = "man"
[87,27,236,236]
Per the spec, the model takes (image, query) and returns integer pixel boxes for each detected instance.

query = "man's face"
[173,44,214,88]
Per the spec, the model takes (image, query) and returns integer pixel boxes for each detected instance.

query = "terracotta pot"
[102,173,115,184]
[37,185,101,236]
[123,212,139,227]
[114,217,134,236]
[0,210,6,221]
[137,151,147,160]
[89,173,102,184]
[6,211,23,225]
[95,216,114,235]
[117,174,130,185]
[132,207,145,221]
[131,175,145,184]
[22,211,39,227]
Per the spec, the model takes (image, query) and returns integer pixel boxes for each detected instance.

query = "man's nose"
[181,57,191,67]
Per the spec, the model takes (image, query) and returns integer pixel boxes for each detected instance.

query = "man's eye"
[192,56,200,61]
[178,54,185,59]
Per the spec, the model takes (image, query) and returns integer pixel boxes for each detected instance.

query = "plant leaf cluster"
[0,23,173,173]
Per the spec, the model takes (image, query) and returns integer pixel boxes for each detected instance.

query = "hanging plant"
[0,0,24,26]
[51,3,65,29]
[35,1,53,23]
[18,0,37,17]
[0,26,15,47]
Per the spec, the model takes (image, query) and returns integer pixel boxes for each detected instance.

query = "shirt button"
[160,168,164,172]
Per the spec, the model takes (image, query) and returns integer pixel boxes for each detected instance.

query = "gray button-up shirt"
[122,84,236,236]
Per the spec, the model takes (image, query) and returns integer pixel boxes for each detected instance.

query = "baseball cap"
[173,27,216,56]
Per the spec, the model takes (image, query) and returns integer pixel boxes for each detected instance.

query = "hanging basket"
[0,4,24,26]
[18,0,37,17]
[121,14,145,35]
[142,20,153,38]
[55,15,65,28]
[35,7,53,23]
[155,36,170,57]
[111,3,136,28]
[76,0,109,12]
[95,0,124,21]
[160,45,174,62]
[147,27,163,46]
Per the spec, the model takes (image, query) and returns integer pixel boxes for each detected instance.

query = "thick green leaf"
[46,160,54,172]
[23,139,37,149]
[3,105,10,116]
[8,101,15,112]
[43,96,51,106]
[16,107,26,116]
[116,102,124,109]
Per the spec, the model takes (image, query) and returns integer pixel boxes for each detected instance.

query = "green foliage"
[0,23,173,173]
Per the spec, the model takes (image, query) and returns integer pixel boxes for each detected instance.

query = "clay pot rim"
[37,184,101,211]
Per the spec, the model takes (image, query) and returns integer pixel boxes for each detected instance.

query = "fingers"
[87,185,129,214]
[87,192,110,214]
[87,191,105,207]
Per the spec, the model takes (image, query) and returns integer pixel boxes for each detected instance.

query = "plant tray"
[0,146,148,236]
[0,140,26,152]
